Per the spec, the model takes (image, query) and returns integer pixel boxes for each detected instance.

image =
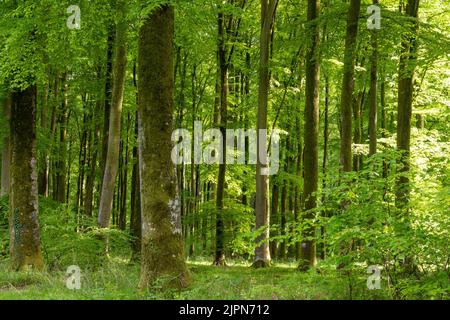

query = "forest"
[0,0,448,301]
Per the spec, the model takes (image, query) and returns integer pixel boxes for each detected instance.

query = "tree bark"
[214,9,228,266]
[339,0,361,173]
[1,95,11,197]
[138,4,189,289]
[98,0,128,228]
[299,0,320,271]
[253,0,278,268]
[369,0,379,157]
[9,86,43,271]
[55,73,68,203]
[396,0,420,211]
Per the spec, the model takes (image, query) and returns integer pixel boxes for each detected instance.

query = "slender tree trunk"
[299,0,320,271]
[336,0,361,270]
[380,75,388,178]
[279,177,287,260]
[138,4,189,289]
[98,1,128,228]
[1,95,11,197]
[214,10,228,267]
[253,0,278,268]
[9,86,43,271]
[119,112,130,231]
[56,73,68,203]
[396,0,420,211]
[269,181,279,258]
[101,26,116,179]
[369,0,379,156]
[130,111,141,260]
[84,100,100,217]
[130,63,141,259]
[76,96,88,218]
[38,80,50,196]
[339,0,361,173]
[320,74,330,260]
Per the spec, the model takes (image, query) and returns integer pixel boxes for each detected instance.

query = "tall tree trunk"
[278,176,287,260]
[214,10,228,267]
[56,73,68,203]
[130,112,141,259]
[369,0,379,157]
[84,100,101,217]
[336,0,361,270]
[9,86,43,271]
[339,0,361,173]
[299,0,320,271]
[380,75,388,178]
[253,0,278,268]
[101,26,116,180]
[38,79,50,196]
[98,0,128,228]
[1,95,11,197]
[269,180,279,257]
[396,0,420,211]
[138,4,189,289]
[119,112,131,231]
[320,74,330,260]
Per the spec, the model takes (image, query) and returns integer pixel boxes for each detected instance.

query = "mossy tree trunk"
[1,94,11,197]
[9,86,44,271]
[138,4,189,289]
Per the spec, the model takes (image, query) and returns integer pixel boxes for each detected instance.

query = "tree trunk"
[214,10,228,267]
[138,4,189,289]
[269,181,279,257]
[101,26,116,180]
[299,0,320,271]
[253,0,278,268]
[1,95,11,197]
[369,0,379,157]
[98,0,128,228]
[38,80,50,196]
[320,74,330,260]
[339,0,361,173]
[84,100,101,217]
[55,73,68,203]
[396,0,420,211]
[9,86,43,271]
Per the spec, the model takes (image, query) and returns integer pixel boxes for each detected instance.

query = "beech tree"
[339,0,361,174]
[299,0,320,271]
[98,0,128,228]
[396,0,420,211]
[9,86,44,271]
[253,0,278,268]
[138,4,190,289]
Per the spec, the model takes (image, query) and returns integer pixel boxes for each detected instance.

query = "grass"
[0,257,392,300]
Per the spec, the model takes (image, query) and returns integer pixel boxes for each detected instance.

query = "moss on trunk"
[138,4,190,290]
[9,86,43,271]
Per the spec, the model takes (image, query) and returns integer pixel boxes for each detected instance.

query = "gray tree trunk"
[253,0,278,268]
[98,0,128,228]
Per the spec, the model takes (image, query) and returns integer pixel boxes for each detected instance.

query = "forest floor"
[0,257,390,300]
